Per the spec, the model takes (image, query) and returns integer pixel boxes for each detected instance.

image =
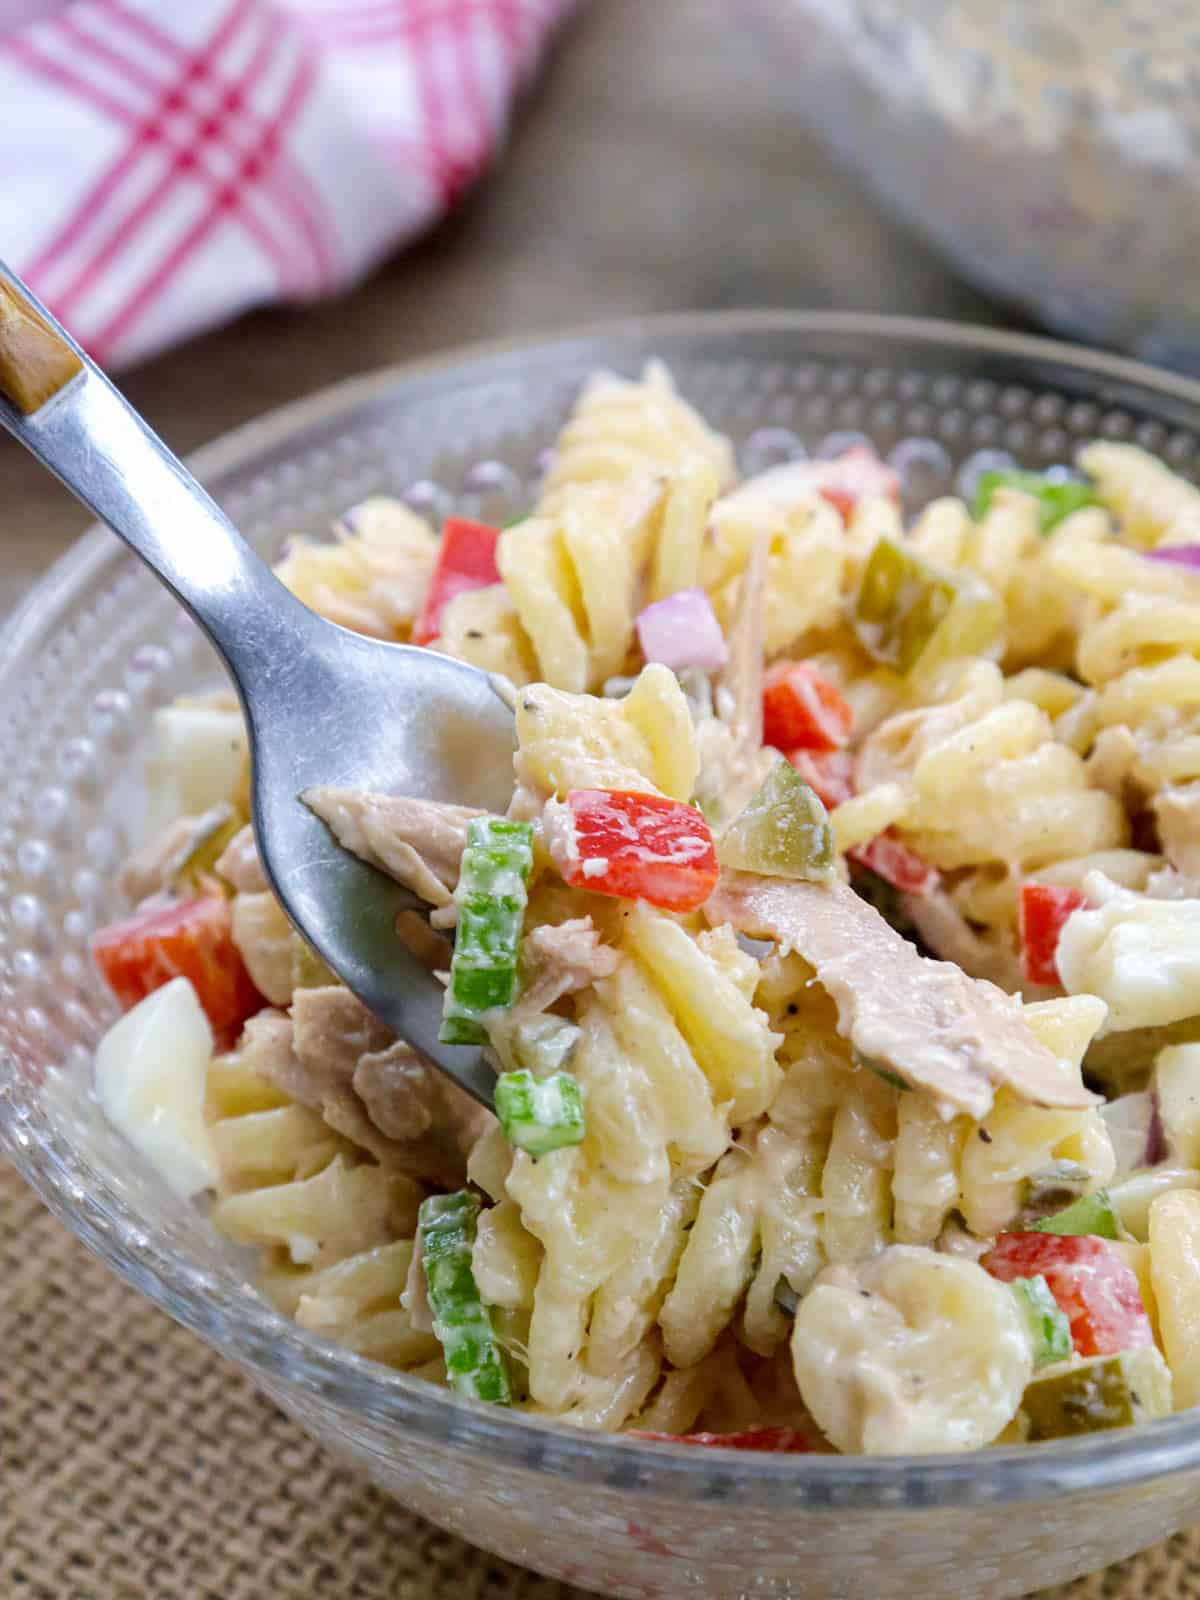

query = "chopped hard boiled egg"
[93,976,217,1198]
[1057,879,1200,1031]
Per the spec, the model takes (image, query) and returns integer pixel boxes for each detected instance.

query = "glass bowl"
[749,0,1200,373]
[6,313,1200,1600]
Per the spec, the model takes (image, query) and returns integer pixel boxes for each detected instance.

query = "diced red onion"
[1146,1086,1169,1167]
[636,588,728,672]
[1144,545,1200,570]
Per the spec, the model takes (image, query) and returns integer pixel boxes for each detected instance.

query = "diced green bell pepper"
[854,536,1002,678]
[1010,1275,1072,1368]
[1031,1188,1121,1241]
[716,759,835,882]
[971,469,1099,532]
[440,818,534,1046]
[419,1190,513,1405]
[495,1067,585,1158]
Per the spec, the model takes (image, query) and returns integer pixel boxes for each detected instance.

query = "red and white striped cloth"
[0,0,578,367]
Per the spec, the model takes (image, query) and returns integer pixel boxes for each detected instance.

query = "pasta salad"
[89,362,1200,1454]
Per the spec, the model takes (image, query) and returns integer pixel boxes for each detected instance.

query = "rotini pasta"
[709,496,846,654]
[498,479,666,693]
[273,496,437,640]
[514,661,697,801]
[207,1052,433,1369]
[538,360,734,509]
[1078,441,1200,547]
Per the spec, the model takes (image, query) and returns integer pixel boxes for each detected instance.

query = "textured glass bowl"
[751,0,1200,373]
[7,314,1200,1600]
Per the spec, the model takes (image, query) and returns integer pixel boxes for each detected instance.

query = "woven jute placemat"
[1,1157,1196,1600]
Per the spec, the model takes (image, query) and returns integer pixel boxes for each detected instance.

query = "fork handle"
[0,262,316,687]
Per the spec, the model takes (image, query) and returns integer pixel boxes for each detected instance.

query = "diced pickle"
[854,536,1002,677]
[1031,1188,1121,1241]
[1019,1160,1092,1225]
[716,759,835,882]
[1022,1348,1172,1439]
[1010,1275,1072,1368]
[167,803,241,892]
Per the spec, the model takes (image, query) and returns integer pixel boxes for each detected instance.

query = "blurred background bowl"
[750,0,1200,371]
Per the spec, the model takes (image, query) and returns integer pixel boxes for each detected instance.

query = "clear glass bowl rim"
[7,309,1200,1512]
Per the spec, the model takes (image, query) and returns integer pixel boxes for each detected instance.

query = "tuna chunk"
[518,918,619,1013]
[235,997,483,1182]
[354,1042,490,1187]
[231,1008,307,1100]
[302,787,483,908]
[230,1008,393,1165]
[291,984,394,1080]
[707,871,1097,1121]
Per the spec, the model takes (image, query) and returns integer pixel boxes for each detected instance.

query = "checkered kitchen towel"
[0,0,577,367]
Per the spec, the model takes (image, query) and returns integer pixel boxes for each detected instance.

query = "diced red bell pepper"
[763,661,854,754]
[800,445,901,522]
[92,894,264,1035]
[786,749,938,896]
[787,748,855,810]
[555,789,718,912]
[630,1426,813,1452]
[852,833,940,897]
[1019,882,1087,988]
[983,1232,1153,1359]
[412,517,501,646]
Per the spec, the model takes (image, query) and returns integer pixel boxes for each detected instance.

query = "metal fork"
[0,262,515,1108]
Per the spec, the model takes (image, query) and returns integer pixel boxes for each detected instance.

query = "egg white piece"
[94,976,217,1198]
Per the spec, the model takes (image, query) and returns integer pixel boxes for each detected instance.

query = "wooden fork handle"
[0,256,314,683]
[0,278,82,414]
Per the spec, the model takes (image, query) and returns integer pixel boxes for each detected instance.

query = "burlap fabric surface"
[1,1159,1196,1600]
